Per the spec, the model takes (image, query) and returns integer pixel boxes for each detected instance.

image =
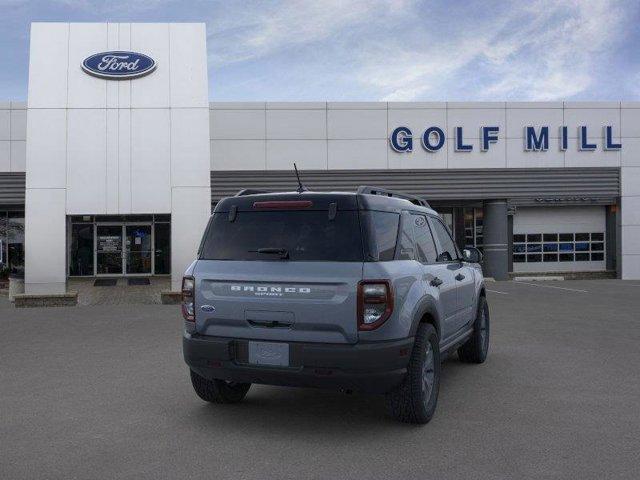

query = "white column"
[621,105,640,279]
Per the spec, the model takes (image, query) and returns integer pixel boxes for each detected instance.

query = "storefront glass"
[0,211,25,276]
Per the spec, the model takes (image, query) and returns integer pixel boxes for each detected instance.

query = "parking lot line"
[487,289,509,295]
[514,281,589,293]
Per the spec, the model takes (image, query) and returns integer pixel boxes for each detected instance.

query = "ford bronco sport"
[182,186,489,424]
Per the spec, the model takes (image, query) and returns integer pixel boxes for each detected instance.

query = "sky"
[1,0,639,102]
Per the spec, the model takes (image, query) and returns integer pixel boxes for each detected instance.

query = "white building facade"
[0,22,639,293]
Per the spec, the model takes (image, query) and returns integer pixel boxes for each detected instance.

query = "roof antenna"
[293,163,308,193]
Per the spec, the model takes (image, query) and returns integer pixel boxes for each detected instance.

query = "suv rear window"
[200,211,364,262]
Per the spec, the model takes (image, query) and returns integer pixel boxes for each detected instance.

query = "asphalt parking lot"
[1,280,640,480]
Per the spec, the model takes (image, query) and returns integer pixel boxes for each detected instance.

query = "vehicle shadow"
[181,355,480,435]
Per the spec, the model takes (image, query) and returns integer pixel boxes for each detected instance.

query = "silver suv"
[182,186,489,424]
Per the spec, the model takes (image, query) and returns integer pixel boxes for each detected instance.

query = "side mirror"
[462,247,483,264]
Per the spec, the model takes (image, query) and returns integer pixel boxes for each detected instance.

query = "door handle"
[430,277,443,287]
[455,273,465,281]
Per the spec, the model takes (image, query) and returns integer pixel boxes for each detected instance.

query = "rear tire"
[190,370,251,404]
[458,295,490,364]
[386,323,440,424]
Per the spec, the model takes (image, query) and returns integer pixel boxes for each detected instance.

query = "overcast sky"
[1,0,639,102]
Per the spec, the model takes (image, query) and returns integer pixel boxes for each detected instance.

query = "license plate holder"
[248,341,290,367]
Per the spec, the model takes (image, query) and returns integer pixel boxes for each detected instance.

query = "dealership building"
[1,22,640,296]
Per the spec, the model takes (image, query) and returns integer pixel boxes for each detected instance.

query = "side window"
[429,217,458,262]
[412,214,438,264]
[367,211,400,261]
[397,213,415,260]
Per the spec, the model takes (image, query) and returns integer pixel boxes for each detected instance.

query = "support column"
[482,200,509,281]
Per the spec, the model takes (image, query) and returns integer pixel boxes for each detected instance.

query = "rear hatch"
[193,194,364,344]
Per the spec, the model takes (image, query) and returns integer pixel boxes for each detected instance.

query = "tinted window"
[397,214,415,260]
[362,211,400,261]
[430,218,458,262]
[412,215,437,263]
[200,211,363,261]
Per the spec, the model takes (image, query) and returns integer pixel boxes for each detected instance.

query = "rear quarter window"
[361,211,400,261]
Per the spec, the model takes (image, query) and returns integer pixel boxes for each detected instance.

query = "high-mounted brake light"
[182,276,195,322]
[357,280,394,331]
[253,200,313,210]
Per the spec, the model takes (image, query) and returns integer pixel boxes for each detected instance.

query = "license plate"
[248,341,290,367]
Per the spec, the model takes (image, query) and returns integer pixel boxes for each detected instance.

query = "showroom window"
[0,211,25,276]
[513,233,605,263]
[463,208,483,250]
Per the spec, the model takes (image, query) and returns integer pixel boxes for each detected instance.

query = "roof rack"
[356,186,430,208]
[235,189,269,197]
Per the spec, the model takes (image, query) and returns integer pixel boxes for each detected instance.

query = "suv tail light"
[357,280,393,331]
[182,276,195,322]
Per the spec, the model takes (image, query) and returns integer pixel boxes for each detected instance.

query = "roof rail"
[356,186,430,208]
[235,188,269,197]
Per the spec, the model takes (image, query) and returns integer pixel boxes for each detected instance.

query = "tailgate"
[194,260,363,344]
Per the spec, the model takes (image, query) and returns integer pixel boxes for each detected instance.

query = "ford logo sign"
[82,51,156,80]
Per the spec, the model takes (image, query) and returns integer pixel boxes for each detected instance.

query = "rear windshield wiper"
[250,247,290,259]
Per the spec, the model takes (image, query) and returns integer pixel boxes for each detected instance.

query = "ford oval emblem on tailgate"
[200,305,215,312]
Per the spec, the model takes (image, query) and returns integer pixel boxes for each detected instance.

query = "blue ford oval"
[82,51,156,80]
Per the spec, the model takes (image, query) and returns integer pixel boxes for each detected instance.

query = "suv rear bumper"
[183,332,414,394]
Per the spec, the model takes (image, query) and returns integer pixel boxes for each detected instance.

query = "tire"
[458,295,490,364]
[386,323,441,424]
[190,370,251,404]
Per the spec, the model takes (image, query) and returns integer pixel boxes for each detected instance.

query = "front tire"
[458,295,490,364]
[190,370,251,404]
[386,323,441,424]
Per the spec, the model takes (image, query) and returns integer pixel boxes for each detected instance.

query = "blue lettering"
[422,126,445,152]
[525,126,549,151]
[390,126,412,152]
[481,126,499,151]
[560,126,568,151]
[579,126,596,151]
[604,126,622,151]
[454,127,472,151]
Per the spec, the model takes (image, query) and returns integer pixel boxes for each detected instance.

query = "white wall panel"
[266,109,326,139]
[10,141,26,172]
[564,144,620,168]
[327,109,386,139]
[66,109,107,214]
[169,23,208,108]
[621,166,640,196]
[621,138,640,167]
[171,108,211,187]
[25,109,67,189]
[621,196,640,226]
[171,186,211,290]
[211,140,265,170]
[10,109,27,140]
[67,23,108,109]
[117,109,132,213]
[210,109,265,139]
[387,108,447,138]
[131,23,170,108]
[447,108,506,140]
[130,108,171,212]
[621,225,640,255]
[24,188,66,294]
[28,23,68,108]
[328,140,387,169]
[266,140,327,170]
[621,108,640,138]
[118,23,132,109]
[106,23,119,108]
[0,141,9,171]
[0,110,9,140]
[105,109,119,213]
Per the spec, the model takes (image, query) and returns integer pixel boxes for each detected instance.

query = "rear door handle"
[430,277,443,287]
[455,273,465,281]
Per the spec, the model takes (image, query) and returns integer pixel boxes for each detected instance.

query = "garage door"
[513,206,606,273]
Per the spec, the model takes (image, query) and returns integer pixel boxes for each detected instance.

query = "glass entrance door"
[125,225,152,275]
[96,225,124,275]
